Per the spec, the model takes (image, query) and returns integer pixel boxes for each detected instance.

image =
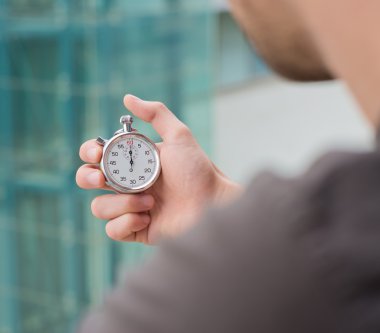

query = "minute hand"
[129,150,134,170]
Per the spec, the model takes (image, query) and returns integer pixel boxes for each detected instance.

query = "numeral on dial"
[106,135,158,191]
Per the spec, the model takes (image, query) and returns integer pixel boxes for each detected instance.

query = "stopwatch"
[96,115,161,193]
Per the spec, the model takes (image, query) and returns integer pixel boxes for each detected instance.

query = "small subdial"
[123,145,139,160]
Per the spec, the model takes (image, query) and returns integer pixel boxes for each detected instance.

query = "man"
[76,0,380,331]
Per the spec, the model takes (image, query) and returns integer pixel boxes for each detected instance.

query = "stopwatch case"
[99,132,161,194]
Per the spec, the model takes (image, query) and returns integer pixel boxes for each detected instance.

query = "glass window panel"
[0,1,215,332]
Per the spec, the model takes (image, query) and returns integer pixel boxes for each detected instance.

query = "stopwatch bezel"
[100,132,161,194]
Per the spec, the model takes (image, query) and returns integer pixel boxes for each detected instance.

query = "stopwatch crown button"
[120,115,133,125]
[120,115,134,133]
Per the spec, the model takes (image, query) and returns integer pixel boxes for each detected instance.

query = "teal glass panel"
[0,1,214,332]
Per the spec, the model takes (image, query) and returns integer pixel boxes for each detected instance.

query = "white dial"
[102,133,160,193]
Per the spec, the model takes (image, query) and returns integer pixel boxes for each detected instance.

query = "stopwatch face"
[102,133,160,193]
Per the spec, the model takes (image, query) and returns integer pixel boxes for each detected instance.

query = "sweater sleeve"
[78,150,380,333]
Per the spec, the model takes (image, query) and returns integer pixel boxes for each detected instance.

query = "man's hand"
[76,95,241,244]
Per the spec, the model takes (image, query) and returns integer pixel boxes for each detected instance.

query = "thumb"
[123,94,191,142]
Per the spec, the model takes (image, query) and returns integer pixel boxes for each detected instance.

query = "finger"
[91,194,154,220]
[79,139,103,164]
[105,213,151,242]
[123,94,191,142]
[76,165,106,189]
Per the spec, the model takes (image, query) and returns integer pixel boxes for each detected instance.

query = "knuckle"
[127,213,139,226]
[118,195,135,213]
[128,195,145,210]
[123,195,134,208]
[154,102,168,113]
[174,124,192,139]
[131,213,150,228]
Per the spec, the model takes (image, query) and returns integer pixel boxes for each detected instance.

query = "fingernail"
[127,94,141,101]
[87,148,99,160]
[87,172,100,186]
[142,195,154,208]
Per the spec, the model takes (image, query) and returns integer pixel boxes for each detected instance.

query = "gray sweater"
[78,145,380,333]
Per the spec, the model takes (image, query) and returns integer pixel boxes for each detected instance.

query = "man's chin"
[264,55,335,82]
[276,66,335,82]
[247,36,335,82]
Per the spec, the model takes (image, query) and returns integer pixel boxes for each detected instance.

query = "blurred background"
[0,0,374,332]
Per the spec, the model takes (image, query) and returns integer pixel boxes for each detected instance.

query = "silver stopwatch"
[96,115,161,193]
